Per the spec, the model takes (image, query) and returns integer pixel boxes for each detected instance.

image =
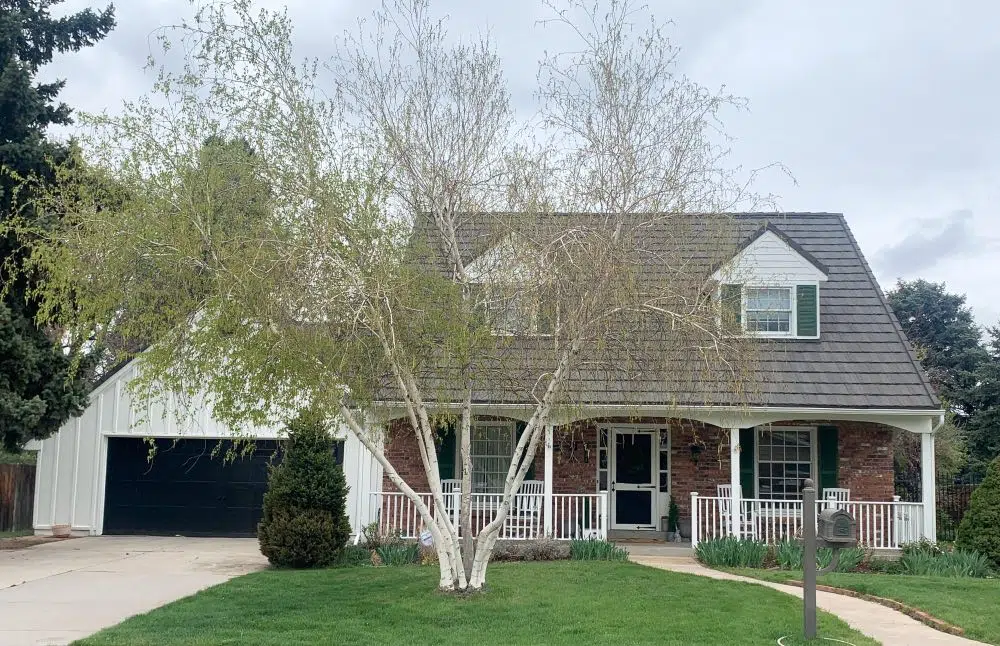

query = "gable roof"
[712,222,830,279]
[414,211,940,411]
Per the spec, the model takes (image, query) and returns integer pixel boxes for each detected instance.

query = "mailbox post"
[802,478,858,640]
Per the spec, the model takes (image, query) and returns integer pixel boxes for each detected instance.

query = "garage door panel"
[103,438,278,537]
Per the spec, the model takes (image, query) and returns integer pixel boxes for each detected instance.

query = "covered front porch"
[368,406,943,549]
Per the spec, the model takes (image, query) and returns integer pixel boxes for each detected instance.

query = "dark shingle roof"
[415,211,940,411]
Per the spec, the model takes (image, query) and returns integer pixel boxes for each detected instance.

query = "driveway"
[0,535,267,646]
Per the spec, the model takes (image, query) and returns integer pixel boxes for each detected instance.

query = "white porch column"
[921,431,937,542]
[729,428,742,537]
[543,424,554,538]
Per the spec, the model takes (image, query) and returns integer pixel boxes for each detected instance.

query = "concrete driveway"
[0,536,267,646]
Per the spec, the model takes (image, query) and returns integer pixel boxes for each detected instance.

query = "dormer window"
[745,287,792,334]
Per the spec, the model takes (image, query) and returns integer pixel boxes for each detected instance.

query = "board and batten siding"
[33,361,382,536]
[713,230,827,285]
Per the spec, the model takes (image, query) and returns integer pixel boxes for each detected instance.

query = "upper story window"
[720,283,819,339]
[478,285,557,336]
[745,287,792,334]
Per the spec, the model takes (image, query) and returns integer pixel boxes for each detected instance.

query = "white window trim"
[752,425,818,500]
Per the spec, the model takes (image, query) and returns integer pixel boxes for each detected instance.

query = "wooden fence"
[0,464,36,533]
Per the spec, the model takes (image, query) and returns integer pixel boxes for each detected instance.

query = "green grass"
[0,529,32,539]
[731,568,1000,645]
[75,562,878,646]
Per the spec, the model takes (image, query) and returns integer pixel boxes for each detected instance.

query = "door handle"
[611,481,616,491]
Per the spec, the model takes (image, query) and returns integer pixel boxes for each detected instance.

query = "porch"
[371,411,942,548]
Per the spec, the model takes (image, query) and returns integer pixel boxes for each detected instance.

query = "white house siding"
[33,361,382,536]
[713,230,828,285]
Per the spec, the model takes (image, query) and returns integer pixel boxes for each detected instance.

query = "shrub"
[570,539,629,561]
[774,540,864,573]
[667,496,680,533]
[491,540,570,561]
[861,554,905,575]
[695,537,768,568]
[901,548,994,578]
[775,540,803,570]
[956,457,1000,567]
[336,544,374,567]
[902,538,944,557]
[258,409,352,568]
[376,542,420,566]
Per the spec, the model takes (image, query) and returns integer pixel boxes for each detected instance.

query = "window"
[471,422,515,493]
[477,284,558,336]
[745,287,792,334]
[756,427,816,500]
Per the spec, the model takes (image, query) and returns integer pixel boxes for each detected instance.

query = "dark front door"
[611,429,657,529]
[103,438,279,537]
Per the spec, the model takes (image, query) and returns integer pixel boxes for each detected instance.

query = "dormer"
[712,224,829,339]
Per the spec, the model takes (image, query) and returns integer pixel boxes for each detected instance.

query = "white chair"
[823,488,850,509]
[717,484,755,538]
[508,480,544,539]
[440,479,462,521]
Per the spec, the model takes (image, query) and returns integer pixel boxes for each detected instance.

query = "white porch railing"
[367,491,607,541]
[690,493,925,550]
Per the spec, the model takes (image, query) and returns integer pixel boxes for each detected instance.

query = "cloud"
[872,209,983,276]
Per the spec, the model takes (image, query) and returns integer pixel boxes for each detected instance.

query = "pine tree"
[0,1,115,450]
[258,410,352,568]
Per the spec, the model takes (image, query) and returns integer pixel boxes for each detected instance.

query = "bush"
[695,537,768,568]
[375,542,420,566]
[491,540,570,561]
[258,409,352,568]
[336,544,374,568]
[956,457,1000,567]
[861,555,905,575]
[902,538,944,557]
[774,540,864,573]
[901,548,994,578]
[570,539,629,561]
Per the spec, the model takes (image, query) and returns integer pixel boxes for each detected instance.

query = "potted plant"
[665,496,680,541]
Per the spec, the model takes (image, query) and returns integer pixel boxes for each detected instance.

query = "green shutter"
[515,421,535,479]
[739,428,755,498]
[721,284,742,334]
[437,424,456,480]
[818,426,839,493]
[796,284,819,337]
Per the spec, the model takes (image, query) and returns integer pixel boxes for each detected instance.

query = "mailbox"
[817,508,857,547]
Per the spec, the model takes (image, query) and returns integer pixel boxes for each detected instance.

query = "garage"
[103,438,280,537]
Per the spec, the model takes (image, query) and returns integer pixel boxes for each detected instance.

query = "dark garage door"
[103,438,280,537]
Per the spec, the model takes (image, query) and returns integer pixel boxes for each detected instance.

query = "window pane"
[756,428,813,501]
[471,424,514,493]
[745,287,792,333]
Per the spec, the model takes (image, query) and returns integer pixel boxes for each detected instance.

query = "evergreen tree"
[955,457,1000,566]
[258,410,352,568]
[0,1,114,450]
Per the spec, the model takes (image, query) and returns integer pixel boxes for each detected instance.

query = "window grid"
[745,287,792,334]
[757,428,814,500]
[471,423,515,493]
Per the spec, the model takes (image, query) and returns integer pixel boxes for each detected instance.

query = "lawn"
[76,562,878,646]
[732,568,1000,645]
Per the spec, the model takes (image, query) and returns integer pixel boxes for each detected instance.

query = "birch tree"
[7,0,762,592]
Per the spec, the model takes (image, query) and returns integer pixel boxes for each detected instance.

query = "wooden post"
[803,478,818,640]
[921,432,937,542]
[690,491,699,547]
[729,428,741,538]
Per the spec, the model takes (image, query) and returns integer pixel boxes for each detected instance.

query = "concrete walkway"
[630,554,988,646]
[0,536,267,646]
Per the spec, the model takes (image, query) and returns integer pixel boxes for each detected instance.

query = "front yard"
[76,562,877,646]
[733,569,1000,645]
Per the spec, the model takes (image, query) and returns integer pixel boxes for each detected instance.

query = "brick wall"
[835,422,895,501]
[382,420,431,493]
[669,422,729,518]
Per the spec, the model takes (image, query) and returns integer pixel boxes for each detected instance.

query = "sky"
[43,0,1000,327]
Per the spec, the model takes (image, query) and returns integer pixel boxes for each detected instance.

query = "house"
[32,360,382,537]
[34,211,942,548]
[369,212,943,548]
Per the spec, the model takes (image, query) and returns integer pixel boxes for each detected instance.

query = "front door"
[611,429,657,529]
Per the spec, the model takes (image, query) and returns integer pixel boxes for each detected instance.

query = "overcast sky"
[43,0,1000,327]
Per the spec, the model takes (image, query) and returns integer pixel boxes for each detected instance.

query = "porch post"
[543,424,554,538]
[729,428,742,538]
[921,431,937,542]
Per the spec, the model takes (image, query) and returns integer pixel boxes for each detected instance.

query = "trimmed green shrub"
[695,537,768,568]
[258,409,352,568]
[956,457,1000,567]
[492,540,570,561]
[570,538,629,561]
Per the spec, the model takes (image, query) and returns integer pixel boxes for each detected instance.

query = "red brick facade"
[381,416,895,523]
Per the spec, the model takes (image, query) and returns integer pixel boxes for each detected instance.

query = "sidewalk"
[630,555,988,646]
